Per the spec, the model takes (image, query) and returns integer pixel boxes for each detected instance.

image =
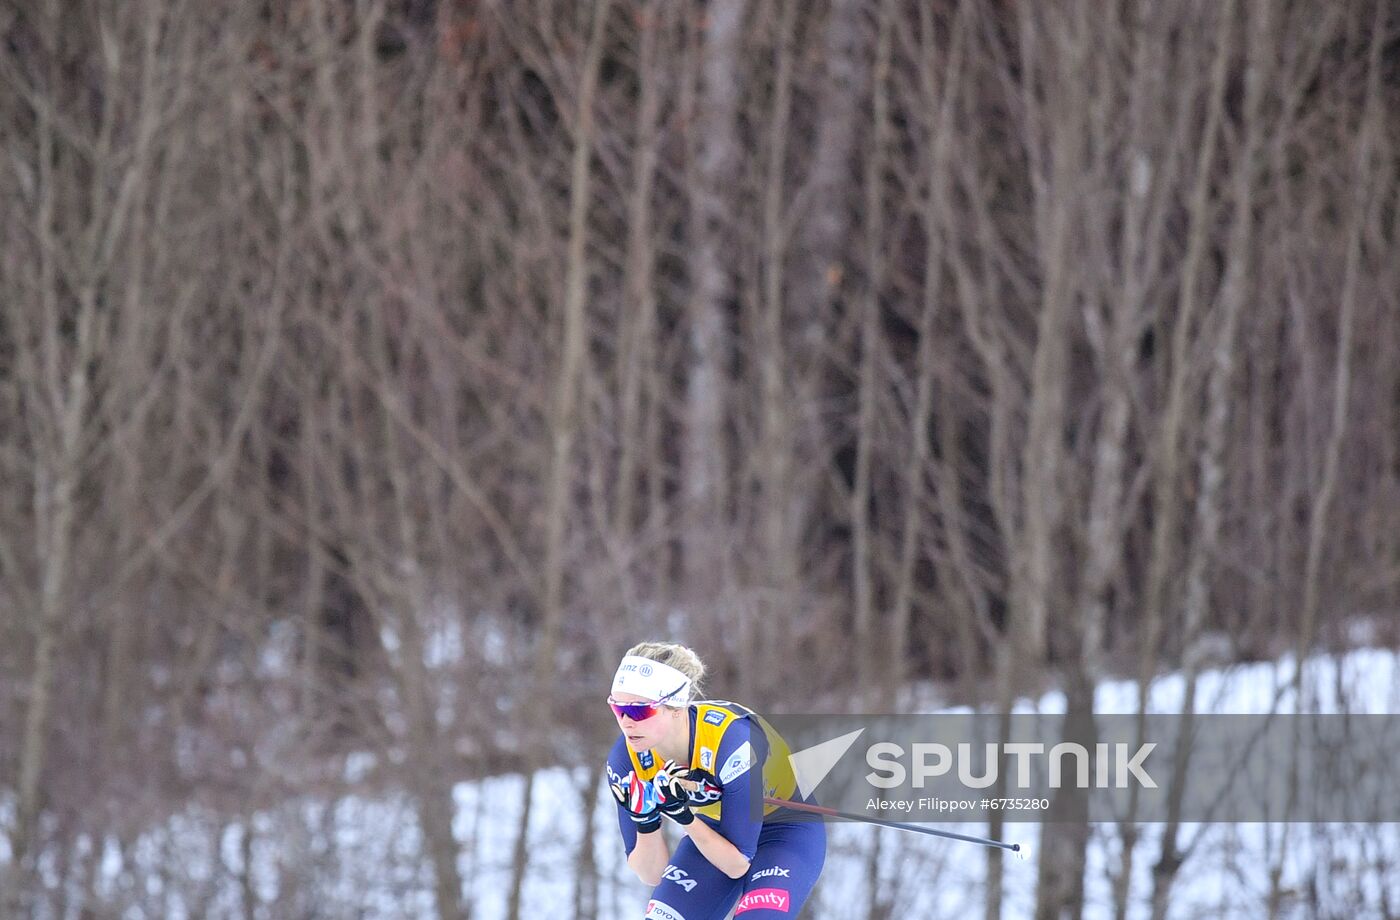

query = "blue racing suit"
[607,700,826,919]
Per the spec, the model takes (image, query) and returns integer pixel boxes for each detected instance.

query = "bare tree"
[682,0,747,613]
[1,1,1397,916]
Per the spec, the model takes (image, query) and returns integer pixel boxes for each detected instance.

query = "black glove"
[610,771,662,834]
[653,761,697,826]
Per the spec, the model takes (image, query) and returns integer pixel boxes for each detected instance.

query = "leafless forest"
[1,0,1398,917]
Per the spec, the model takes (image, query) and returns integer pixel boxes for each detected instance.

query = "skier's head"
[608,642,706,752]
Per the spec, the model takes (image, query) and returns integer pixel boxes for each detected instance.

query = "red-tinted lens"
[609,700,660,721]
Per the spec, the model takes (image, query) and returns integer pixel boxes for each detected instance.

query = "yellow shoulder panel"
[625,702,800,820]
[690,701,799,818]
[691,702,740,776]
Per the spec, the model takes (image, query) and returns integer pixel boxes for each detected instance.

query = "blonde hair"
[626,641,706,700]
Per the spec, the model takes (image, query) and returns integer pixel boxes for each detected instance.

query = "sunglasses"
[607,682,688,721]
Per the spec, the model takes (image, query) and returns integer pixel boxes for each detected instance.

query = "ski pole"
[763,796,1025,856]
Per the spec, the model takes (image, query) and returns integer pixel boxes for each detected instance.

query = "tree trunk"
[573,766,606,920]
[508,2,613,916]
[1152,4,1267,916]
[756,0,800,693]
[682,0,747,600]
[12,7,100,876]
[614,0,665,545]
[1268,10,1385,913]
[851,0,891,702]
[888,0,964,708]
[1121,8,1233,905]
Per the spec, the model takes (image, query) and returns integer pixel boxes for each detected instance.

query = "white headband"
[611,655,693,705]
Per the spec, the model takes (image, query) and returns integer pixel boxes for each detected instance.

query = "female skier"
[606,642,826,919]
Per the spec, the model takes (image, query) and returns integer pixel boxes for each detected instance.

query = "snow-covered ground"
[469,648,1399,920]
[4,648,1397,918]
